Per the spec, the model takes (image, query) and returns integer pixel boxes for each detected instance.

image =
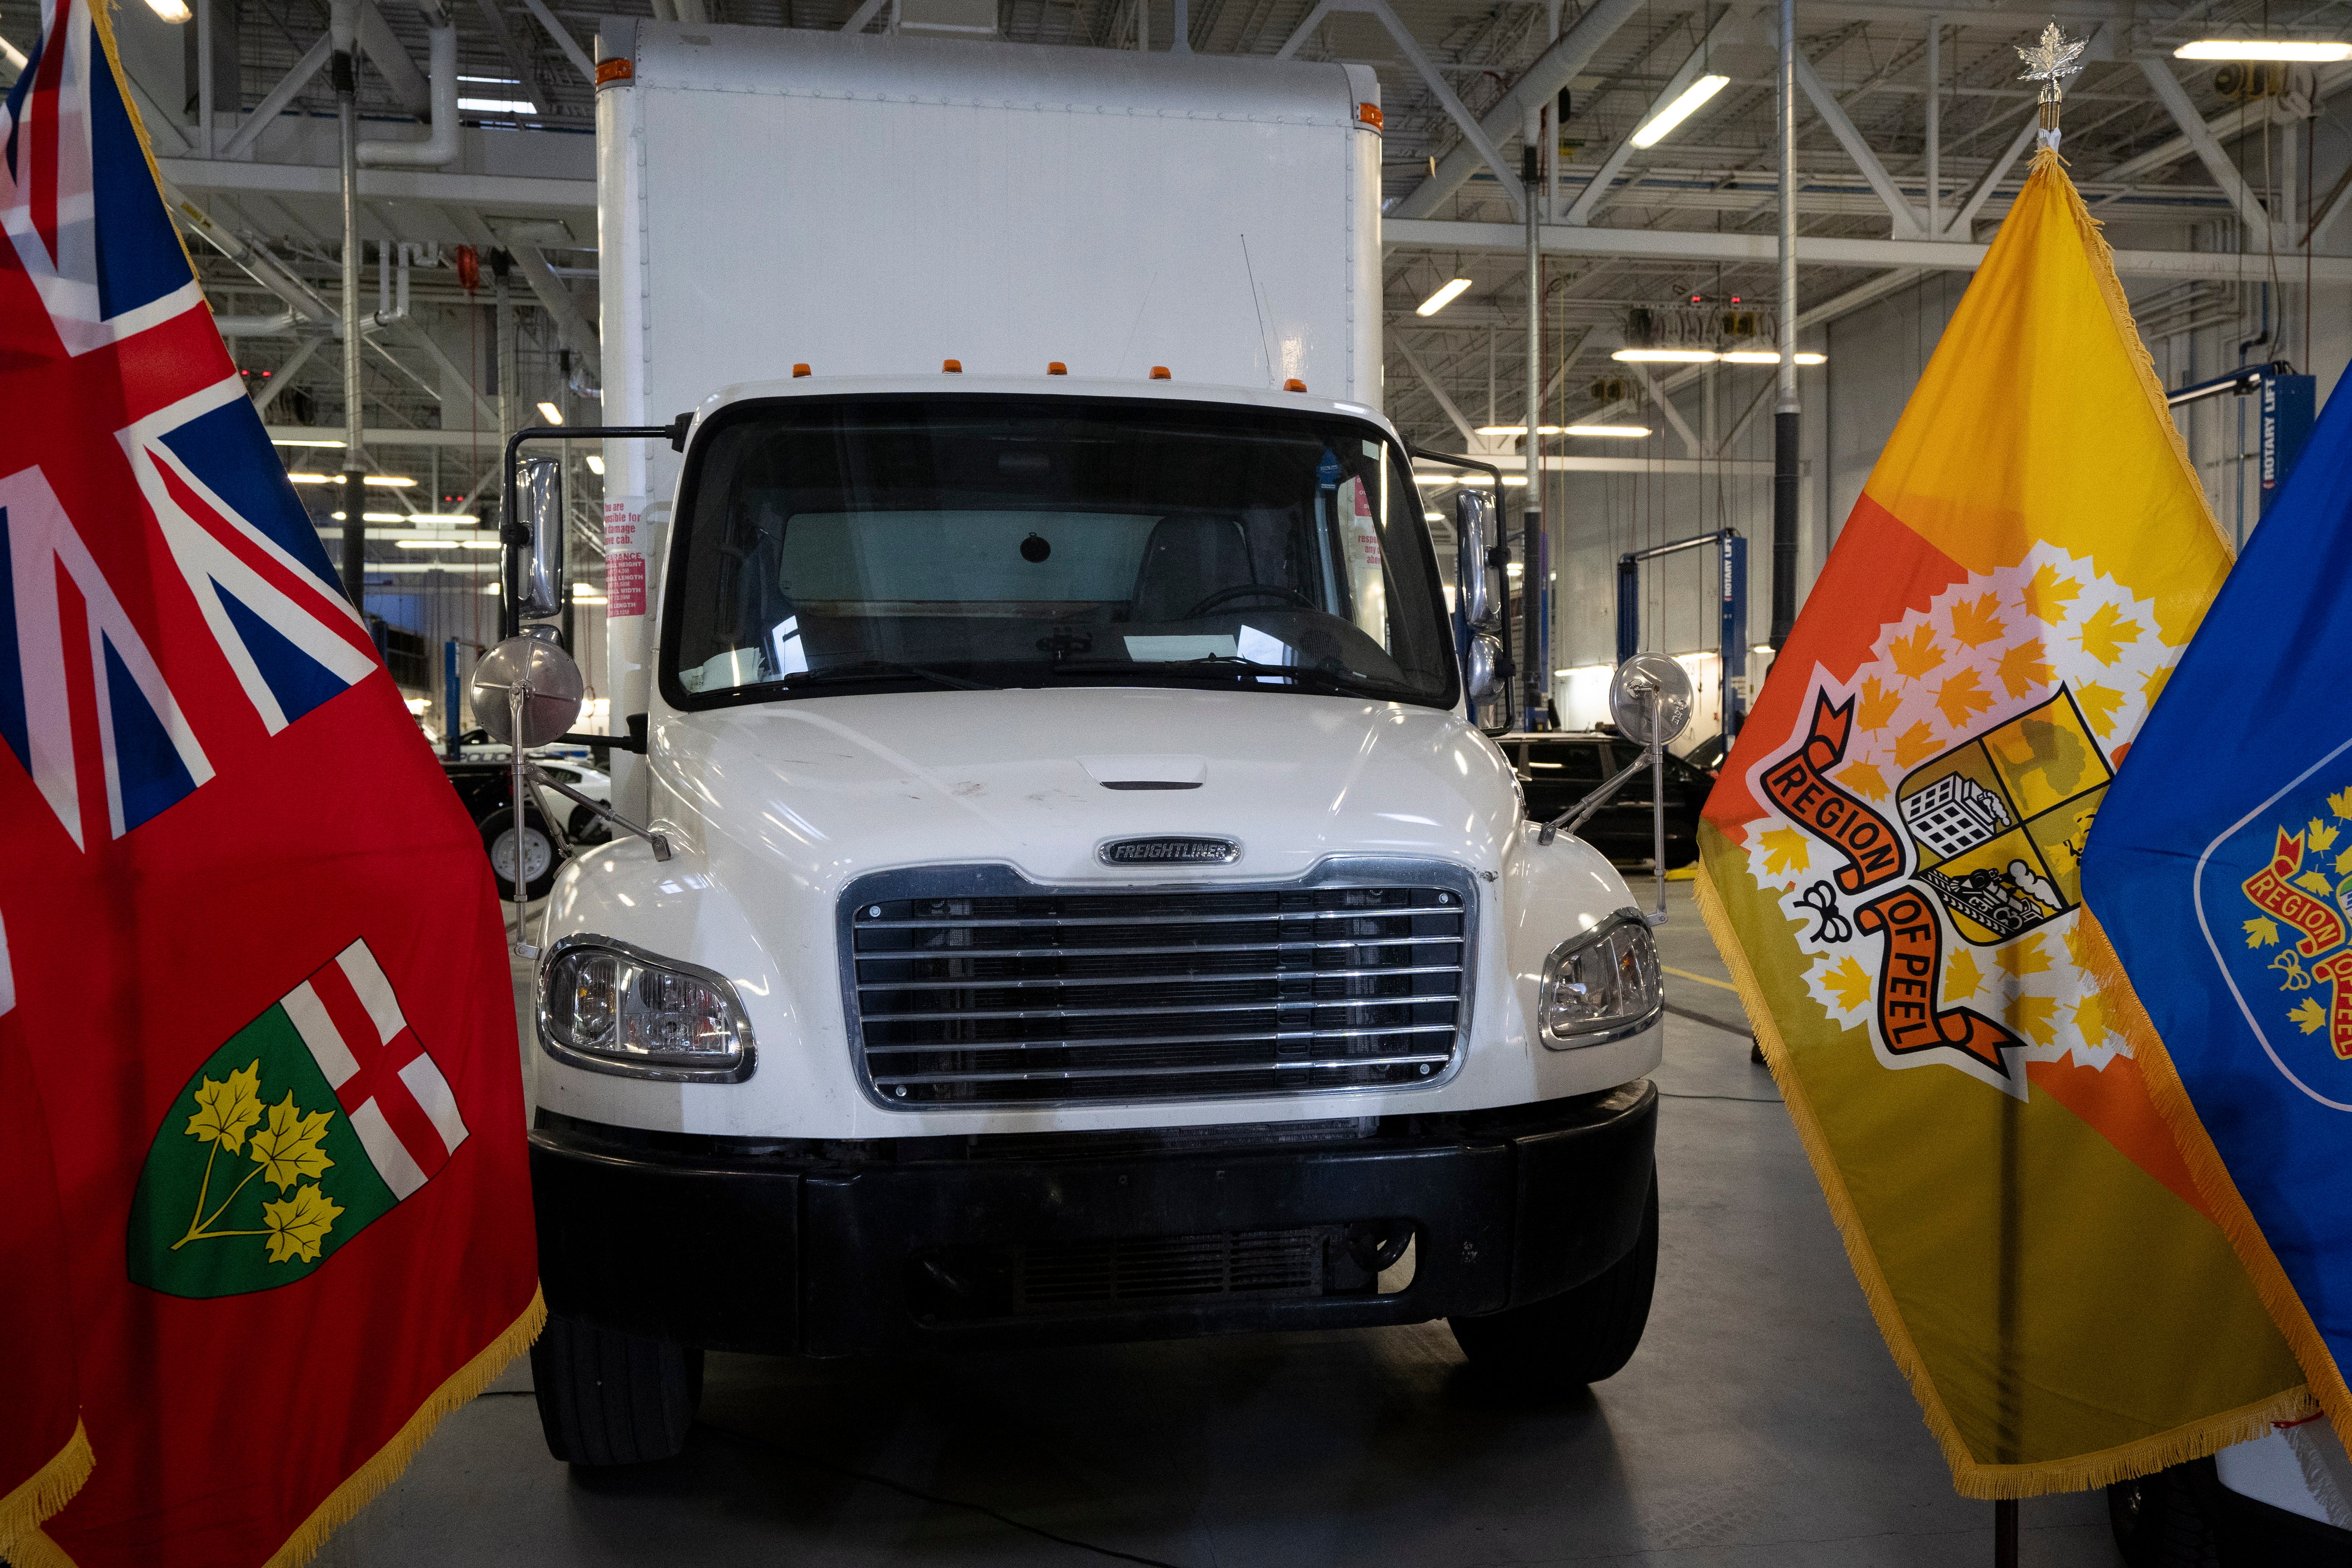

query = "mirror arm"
[1537,750,1653,847]
[555,729,645,754]
[528,764,673,862]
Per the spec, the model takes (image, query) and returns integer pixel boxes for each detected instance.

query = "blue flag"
[2082,376,2352,1425]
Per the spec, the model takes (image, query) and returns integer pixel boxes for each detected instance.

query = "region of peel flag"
[2081,371,2352,1437]
[0,1,541,1562]
[1694,147,2307,1498]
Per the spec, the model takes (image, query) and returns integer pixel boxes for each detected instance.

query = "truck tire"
[530,1311,703,1466]
[2107,1463,2220,1568]
[482,808,559,901]
[1448,1174,1658,1390]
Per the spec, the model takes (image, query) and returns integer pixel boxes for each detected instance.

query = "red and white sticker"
[603,496,646,617]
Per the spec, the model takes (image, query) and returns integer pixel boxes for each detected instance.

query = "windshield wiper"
[773,660,996,692]
[1053,655,1367,695]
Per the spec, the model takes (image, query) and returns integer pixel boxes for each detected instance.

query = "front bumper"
[530,1081,1657,1356]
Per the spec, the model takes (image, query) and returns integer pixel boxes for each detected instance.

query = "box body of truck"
[523,23,1663,1462]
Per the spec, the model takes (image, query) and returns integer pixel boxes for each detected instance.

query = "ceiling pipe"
[359,23,458,167]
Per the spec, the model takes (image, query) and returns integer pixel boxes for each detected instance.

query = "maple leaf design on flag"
[2332,787,2352,821]
[2291,998,2329,1035]
[261,1184,344,1265]
[1949,594,2005,648]
[248,1094,335,1191]
[2308,819,2339,854]
[1995,639,2055,698]
[1945,948,1986,999]
[185,1060,263,1154]
[2021,563,2082,620]
[1935,667,1995,728]
[2075,602,2144,665]
[1890,626,1944,678]
[2245,917,2282,948]
[2077,681,2124,736]
[1760,827,1812,877]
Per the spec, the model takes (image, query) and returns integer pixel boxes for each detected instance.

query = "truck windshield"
[661,395,1457,709]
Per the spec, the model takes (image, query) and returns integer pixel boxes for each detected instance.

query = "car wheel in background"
[1449,1174,1658,1390]
[530,1311,703,1466]
[482,809,560,901]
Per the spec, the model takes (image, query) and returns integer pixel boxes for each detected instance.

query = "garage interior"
[16,0,2348,1557]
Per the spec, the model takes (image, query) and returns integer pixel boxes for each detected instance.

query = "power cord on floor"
[697,1419,1187,1568]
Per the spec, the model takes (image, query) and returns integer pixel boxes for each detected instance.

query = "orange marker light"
[943,359,963,373]
[1283,377,1307,392]
[595,57,634,86]
[1149,366,1171,380]
[792,363,811,378]
[1357,102,1383,130]
[1047,362,1067,375]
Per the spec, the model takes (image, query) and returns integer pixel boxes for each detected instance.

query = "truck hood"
[652,686,1520,891]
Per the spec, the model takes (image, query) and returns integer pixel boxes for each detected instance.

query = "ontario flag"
[1694,147,2311,1497]
[0,0,539,1562]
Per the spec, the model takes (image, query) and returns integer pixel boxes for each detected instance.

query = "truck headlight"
[1538,909,1662,1048]
[538,938,756,1081]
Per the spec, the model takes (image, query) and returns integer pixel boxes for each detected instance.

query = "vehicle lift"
[1615,529,1747,741]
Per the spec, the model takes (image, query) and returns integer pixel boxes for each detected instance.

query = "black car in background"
[1495,731,1712,868]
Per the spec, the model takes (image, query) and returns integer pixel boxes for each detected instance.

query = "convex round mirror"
[1610,653,1694,747]
[469,631,584,750]
[1464,632,1503,701]
[1454,489,1492,626]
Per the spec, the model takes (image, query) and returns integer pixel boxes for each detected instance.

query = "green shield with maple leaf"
[126,1002,400,1298]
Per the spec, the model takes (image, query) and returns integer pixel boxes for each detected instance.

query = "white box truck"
[510,22,1666,1465]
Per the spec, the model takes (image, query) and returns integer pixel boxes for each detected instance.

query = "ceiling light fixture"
[1719,350,1829,365]
[2175,39,2352,59]
[585,454,606,475]
[1612,347,1719,363]
[1416,278,1474,316]
[1564,424,1652,437]
[394,538,463,549]
[143,0,193,20]
[407,512,477,524]
[269,436,344,449]
[1629,74,1730,149]
[536,401,564,424]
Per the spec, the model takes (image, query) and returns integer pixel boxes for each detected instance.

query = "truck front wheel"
[1448,1174,1658,1390]
[530,1311,704,1466]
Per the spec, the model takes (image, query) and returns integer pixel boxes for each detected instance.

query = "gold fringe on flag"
[0,1424,94,1566]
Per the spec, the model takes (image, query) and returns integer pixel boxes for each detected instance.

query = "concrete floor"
[361,879,2130,1567]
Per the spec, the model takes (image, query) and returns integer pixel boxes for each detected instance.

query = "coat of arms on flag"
[128,940,471,1298]
[2214,787,2352,1068]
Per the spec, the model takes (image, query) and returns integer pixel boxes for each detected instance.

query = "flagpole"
[332,0,365,615]
[1769,0,1798,649]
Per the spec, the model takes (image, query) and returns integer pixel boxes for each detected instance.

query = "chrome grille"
[842,869,1472,1107]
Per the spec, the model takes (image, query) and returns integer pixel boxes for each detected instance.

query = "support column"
[495,260,520,638]
[1524,132,1544,725]
[1926,17,1941,236]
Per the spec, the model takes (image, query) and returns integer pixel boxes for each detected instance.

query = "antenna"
[1240,233,1275,386]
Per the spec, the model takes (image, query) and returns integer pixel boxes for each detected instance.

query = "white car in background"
[2110,1418,2352,1564]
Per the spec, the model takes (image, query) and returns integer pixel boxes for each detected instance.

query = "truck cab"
[513,25,1664,1466]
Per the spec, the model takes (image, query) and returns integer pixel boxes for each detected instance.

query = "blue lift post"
[2165,360,2315,524]
[442,639,462,758]
[1617,529,1748,739]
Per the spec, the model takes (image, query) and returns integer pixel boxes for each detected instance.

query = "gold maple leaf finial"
[2016,22,2087,140]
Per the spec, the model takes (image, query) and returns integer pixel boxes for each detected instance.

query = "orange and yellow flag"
[1696,148,2309,1497]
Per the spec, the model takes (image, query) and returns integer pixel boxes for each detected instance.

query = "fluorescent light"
[287,472,415,485]
[1612,347,1719,363]
[461,540,503,550]
[143,0,192,19]
[536,401,563,424]
[459,96,538,113]
[1505,562,1523,576]
[572,594,609,605]
[457,74,522,83]
[2175,39,2352,59]
[1416,278,1475,317]
[327,512,409,522]
[270,436,344,449]
[287,473,331,484]
[366,475,416,487]
[395,538,463,549]
[1476,424,1572,436]
[585,454,606,475]
[1425,511,1443,521]
[1566,424,1651,437]
[407,512,477,524]
[1629,74,1730,150]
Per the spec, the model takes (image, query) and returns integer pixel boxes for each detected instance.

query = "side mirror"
[515,455,565,620]
[1464,631,1503,702]
[1454,490,1491,625]
[469,631,585,750]
[1610,653,1695,747]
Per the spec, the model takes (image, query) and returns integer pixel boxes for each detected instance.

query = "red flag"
[0,1009,92,1558]
[0,1,541,1561]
